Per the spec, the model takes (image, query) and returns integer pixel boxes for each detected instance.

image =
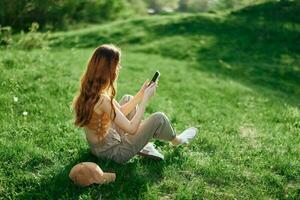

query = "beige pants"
[90,94,176,164]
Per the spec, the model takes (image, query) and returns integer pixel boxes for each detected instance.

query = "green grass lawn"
[1,1,299,199]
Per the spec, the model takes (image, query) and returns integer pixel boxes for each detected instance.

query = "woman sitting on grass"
[72,44,197,164]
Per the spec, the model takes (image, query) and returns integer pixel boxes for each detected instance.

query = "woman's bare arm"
[118,80,148,116]
[119,92,143,116]
[96,83,156,135]
[98,94,146,134]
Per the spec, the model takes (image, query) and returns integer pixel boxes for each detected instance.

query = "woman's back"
[84,100,111,145]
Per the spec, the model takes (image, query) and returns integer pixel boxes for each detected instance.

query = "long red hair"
[72,44,121,127]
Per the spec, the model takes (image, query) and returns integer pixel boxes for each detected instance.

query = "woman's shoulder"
[98,93,111,105]
[94,93,111,114]
[99,93,111,100]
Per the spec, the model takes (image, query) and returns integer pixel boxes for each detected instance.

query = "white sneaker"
[138,142,164,160]
[176,127,198,145]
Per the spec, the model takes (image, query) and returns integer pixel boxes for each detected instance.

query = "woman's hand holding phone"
[142,82,157,104]
[138,80,150,96]
[139,71,160,105]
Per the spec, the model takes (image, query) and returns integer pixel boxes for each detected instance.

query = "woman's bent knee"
[151,112,167,122]
[123,94,133,101]
[119,94,133,105]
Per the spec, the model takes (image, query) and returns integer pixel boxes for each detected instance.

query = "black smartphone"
[148,71,160,86]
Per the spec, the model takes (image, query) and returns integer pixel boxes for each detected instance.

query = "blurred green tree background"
[0,0,269,31]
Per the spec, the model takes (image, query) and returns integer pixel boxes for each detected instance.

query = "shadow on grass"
[18,148,182,200]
